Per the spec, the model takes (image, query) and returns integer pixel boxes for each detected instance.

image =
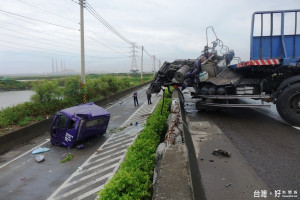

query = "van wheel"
[276,82,300,126]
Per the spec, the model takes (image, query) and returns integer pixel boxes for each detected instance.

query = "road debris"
[76,144,85,149]
[225,183,232,187]
[32,147,50,154]
[212,149,231,157]
[60,154,74,163]
[77,166,82,172]
[35,154,45,163]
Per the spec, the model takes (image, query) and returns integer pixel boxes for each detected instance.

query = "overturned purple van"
[50,102,110,148]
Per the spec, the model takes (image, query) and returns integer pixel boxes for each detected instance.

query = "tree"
[64,77,82,104]
[31,80,62,103]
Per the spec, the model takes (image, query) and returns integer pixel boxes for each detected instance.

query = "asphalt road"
[0,86,150,200]
[186,99,300,197]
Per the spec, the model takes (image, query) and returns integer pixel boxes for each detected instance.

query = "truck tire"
[276,82,300,126]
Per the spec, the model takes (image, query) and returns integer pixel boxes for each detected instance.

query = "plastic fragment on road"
[32,147,50,154]
[77,166,82,172]
[212,149,231,157]
[76,144,85,149]
[225,183,232,187]
[35,154,45,163]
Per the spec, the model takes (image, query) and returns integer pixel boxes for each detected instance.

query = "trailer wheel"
[276,82,300,126]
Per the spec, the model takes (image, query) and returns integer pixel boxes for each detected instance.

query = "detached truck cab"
[50,102,110,148]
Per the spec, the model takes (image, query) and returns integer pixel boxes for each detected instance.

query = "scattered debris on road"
[60,154,74,163]
[76,144,85,149]
[212,149,231,157]
[32,147,50,154]
[35,154,45,163]
[225,183,232,187]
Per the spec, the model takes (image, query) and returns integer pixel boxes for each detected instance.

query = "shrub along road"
[0,86,159,200]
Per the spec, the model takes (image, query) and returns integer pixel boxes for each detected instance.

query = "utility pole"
[80,0,86,103]
[140,46,144,83]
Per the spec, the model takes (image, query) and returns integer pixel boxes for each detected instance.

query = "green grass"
[18,116,32,126]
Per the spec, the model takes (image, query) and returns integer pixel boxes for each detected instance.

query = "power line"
[0,42,130,60]
[0,19,79,44]
[70,0,80,5]
[86,28,131,49]
[86,35,129,56]
[84,1,133,45]
[17,0,79,26]
[0,9,78,31]
[0,29,80,50]
[0,39,80,56]
[0,17,130,56]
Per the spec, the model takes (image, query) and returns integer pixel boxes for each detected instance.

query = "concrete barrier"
[174,89,207,200]
[0,81,151,155]
[153,89,206,200]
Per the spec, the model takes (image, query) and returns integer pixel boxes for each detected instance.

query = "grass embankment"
[0,74,153,134]
[0,79,34,90]
[98,92,171,200]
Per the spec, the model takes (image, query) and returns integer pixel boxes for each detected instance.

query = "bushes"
[0,74,151,130]
[98,95,171,200]
[30,80,62,103]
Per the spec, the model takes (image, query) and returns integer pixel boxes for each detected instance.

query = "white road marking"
[101,137,133,149]
[47,87,159,200]
[80,156,123,174]
[0,138,50,169]
[47,130,118,200]
[106,86,148,110]
[66,163,118,187]
[105,134,135,145]
[56,173,113,199]
[74,185,104,200]
[94,144,129,157]
[121,101,147,127]
[292,126,300,131]
[84,150,126,167]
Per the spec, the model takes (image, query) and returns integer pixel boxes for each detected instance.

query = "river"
[0,90,35,110]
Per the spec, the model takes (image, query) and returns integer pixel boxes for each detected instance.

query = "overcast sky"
[0,0,299,75]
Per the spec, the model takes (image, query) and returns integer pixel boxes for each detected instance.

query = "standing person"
[133,91,139,106]
[146,90,152,105]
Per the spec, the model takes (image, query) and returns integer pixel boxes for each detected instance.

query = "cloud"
[0,0,299,74]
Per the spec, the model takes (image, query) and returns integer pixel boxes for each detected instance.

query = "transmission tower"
[130,43,139,73]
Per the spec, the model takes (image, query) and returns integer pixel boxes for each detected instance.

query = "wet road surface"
[185,94,300,197]
[0,86,158,200]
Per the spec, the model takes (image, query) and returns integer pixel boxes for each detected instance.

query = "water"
[0,90,35,110]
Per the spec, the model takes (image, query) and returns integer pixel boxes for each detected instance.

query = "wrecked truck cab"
[50,102,110,148]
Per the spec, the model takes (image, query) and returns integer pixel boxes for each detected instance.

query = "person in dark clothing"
[146,90,152,105]
[133,91,139,106]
